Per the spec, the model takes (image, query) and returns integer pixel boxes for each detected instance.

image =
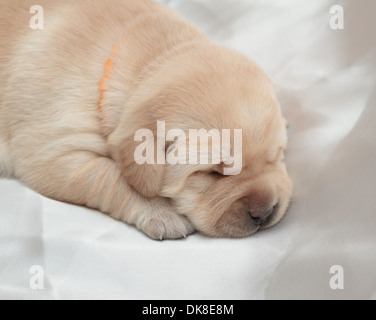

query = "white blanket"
[1,0,375,300]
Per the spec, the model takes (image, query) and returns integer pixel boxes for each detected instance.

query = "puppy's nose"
[249,206,274,225]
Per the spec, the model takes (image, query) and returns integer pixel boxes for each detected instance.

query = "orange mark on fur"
[98,44,119,112]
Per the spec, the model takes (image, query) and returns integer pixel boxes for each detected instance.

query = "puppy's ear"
[119,132,166,198]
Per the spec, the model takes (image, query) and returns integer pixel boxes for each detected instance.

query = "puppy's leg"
[22,151,194,240]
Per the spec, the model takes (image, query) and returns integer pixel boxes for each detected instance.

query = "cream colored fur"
[0,0,292,239]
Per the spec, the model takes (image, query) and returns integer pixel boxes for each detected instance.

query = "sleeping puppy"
[0,0,292,239]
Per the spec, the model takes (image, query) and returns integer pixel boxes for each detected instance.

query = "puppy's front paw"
[136,209,195,240]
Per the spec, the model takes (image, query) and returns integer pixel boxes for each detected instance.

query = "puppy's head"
[111,45,292,238]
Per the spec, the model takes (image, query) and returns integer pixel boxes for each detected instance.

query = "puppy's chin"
[186,204,286,239]
[187,203,274,239]
[210,207,260,238]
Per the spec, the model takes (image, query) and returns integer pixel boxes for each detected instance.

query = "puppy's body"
[0,0,292,239]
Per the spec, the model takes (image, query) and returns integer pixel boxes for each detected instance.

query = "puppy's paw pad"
[137,214,195,240]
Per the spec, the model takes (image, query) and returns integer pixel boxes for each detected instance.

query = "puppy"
[0,0,292,239]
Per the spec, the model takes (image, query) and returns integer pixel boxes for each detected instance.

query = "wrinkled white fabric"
[0,0,375,300]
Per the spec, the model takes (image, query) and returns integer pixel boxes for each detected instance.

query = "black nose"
[249,206,274,225]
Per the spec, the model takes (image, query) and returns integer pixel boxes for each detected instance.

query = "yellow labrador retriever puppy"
[0,0,292,239]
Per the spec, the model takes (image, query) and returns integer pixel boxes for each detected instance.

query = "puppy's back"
[0,0,206,177]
